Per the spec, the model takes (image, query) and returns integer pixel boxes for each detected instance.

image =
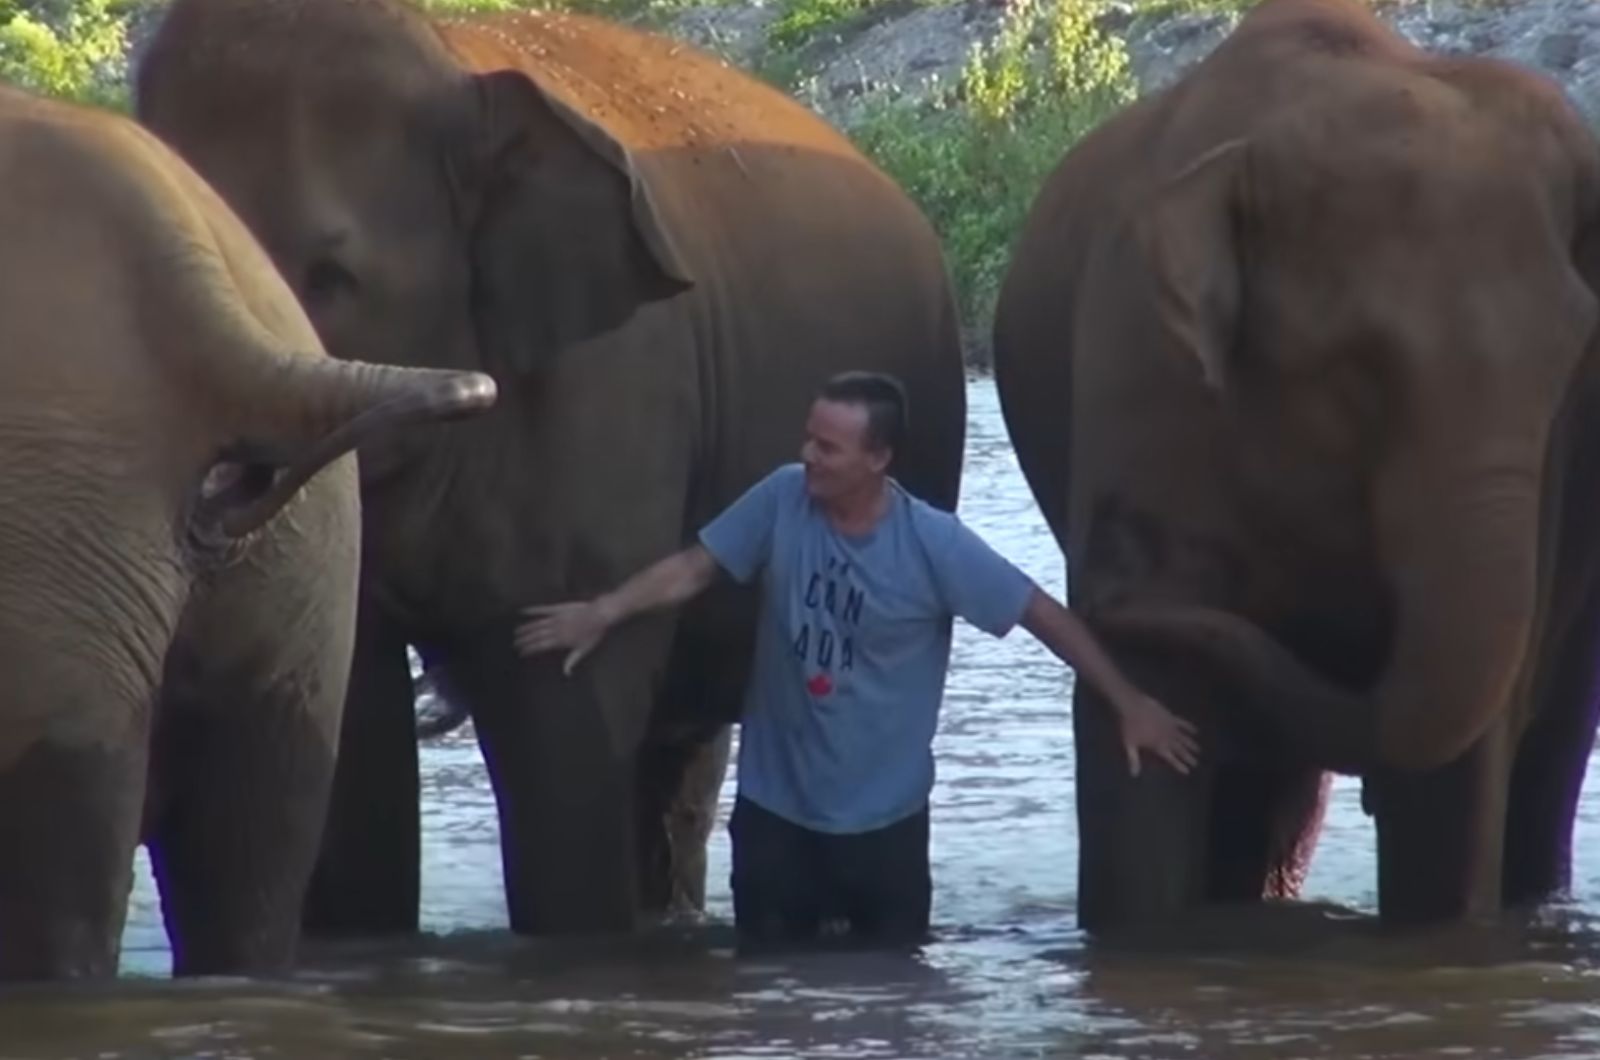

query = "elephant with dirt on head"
[134,0,967,937]
[995,0,1600,931]
[0,85,494,980]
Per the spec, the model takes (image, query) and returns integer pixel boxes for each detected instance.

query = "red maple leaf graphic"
[806,672,834,697]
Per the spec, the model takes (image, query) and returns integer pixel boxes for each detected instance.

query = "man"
[514,371,1198,950]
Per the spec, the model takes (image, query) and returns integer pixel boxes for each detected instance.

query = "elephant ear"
[1136,138,1249,392]
[462,69,693,375]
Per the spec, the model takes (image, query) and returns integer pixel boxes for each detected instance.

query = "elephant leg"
[0,735,146,979]
[636,724,732,917]
[303,605,420,936]
[1207,764,1329,902]
[459,617,673,935]
[1369,715,1512,925]
[147,696,338,975]
[1502,585,1600,906]
[1074,647,1215,933]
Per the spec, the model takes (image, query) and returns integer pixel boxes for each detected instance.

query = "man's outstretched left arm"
[1019,588,1201,778]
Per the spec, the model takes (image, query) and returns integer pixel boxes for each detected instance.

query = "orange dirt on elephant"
[136,0,966,940]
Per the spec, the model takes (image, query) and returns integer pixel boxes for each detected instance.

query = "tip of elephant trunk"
[417,371,500,421]
[199,367,498,544]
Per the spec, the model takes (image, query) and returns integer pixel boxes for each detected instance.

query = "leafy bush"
[2,0,1140,355]
[767,0,867,50]
[850,0,1134,337]
[0,0,131,107]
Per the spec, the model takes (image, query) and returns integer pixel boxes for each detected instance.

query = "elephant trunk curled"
[1093,442,1544,776]
[153,215,497,539]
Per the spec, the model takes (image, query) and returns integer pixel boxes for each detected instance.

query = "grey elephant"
[0,85,494,979]
[995,0,1600,930]
[133,0,967,937]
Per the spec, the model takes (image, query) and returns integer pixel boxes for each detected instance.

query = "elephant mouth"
[186,449,291,559]
[199,458,278,507]
[183,369,498,557]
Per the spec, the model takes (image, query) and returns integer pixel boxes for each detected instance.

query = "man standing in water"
[514,372,1198,950]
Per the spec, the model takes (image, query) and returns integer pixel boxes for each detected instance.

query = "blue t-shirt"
[699,464,1035,834]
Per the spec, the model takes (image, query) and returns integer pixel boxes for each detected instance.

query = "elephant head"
[133,0,690,485]
[1093,69,1600,775]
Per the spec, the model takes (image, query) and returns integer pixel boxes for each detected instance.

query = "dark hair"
[817,371,909,454]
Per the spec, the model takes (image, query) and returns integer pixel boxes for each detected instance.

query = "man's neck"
[822,478,891,537]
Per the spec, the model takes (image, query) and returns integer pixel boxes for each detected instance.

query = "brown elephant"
[134,0,966,936]
[994,0,1600,930]
[0,86,494,978]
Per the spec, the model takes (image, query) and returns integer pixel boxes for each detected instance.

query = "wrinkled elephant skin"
[994,0,1600,929]
[135,0,967,936]
[0,87,493,979]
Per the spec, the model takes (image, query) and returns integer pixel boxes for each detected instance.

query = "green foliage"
[0,0,1140,353]
[0,0,130,107]
[767,0,866,51]
[851,0,1134,332]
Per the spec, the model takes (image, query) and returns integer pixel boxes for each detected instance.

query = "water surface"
[12,377,1600,1059]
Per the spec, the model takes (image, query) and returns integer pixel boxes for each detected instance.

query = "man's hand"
[511,546,721,678]
[513,599,616,675]
[1115,692,1200,778]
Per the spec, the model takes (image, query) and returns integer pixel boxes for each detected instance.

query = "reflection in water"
[12,377,1600,1058]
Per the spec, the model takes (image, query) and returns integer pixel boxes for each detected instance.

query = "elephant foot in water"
[0,738,145,979]
[304,610,420,938]
[1073,645,1332,933]
[637,725,733,920]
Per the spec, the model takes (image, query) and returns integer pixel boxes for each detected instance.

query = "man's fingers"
[518,629,559,652]
[1124,741,1142,778]
[562,640,597,677]
[1161,744,1193,776]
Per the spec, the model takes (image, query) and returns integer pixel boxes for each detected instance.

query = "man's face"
[800,398,890,503]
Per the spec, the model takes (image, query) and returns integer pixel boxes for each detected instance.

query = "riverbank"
[7,0,1599,365]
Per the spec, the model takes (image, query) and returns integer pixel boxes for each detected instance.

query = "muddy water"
[11,377,1600,1057]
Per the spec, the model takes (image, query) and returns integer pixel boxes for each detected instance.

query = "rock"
[799,0,1007,124]
[1537,30,1580,70]
[1123,10,1234,93]
[667,1,783,67]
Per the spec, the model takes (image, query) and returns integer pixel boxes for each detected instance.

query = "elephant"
[0,86,495,978]
[993,0,1600,930]
[133,0,966,936]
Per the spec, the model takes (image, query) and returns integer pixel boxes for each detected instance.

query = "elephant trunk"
[1094,439,1544,776]
[215,357,496,539]
[159,220,498,541]
[1367,440,1542,769]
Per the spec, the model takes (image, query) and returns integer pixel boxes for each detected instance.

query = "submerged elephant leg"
[456,623,664,935]
[147,698,339,975]
[1502,587,1600,907]
[304,606,420,936]
[1368,716,1512,925]
[1074,647,1215,933]
[636,724,732,917]
[0,735,146,980]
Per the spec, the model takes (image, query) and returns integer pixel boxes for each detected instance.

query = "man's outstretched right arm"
[513,545,720,674]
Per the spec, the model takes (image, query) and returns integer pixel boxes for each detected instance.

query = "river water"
[11,377,1600,1057]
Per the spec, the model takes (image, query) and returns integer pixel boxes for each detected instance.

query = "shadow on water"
[13,377,1600,1058]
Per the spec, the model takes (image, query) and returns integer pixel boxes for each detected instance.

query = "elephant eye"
[304,258,359,303]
